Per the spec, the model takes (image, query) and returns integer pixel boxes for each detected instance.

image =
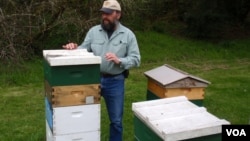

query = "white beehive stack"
[43,49,101,141]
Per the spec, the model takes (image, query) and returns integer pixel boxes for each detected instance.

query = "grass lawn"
[0,31,249,141]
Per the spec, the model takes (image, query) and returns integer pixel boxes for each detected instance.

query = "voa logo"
[222,125,249,141]
[226,128,246,136]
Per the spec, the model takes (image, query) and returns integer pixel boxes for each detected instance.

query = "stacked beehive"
[43,49,101,141]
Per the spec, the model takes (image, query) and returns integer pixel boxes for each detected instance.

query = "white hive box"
[132,96,230,141]
[45,99,100,135]
[43,49,101,66]
[46,120,100,141]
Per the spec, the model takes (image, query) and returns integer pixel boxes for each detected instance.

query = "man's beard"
[101,19,117,32]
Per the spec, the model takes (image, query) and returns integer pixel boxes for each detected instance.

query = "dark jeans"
[101,73,125,141]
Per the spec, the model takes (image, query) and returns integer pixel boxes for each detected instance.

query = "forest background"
[0,0,249,64]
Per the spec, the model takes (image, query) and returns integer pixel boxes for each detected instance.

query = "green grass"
[0,31,250,141]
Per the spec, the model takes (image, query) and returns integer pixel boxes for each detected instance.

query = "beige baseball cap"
[100,0,121,14]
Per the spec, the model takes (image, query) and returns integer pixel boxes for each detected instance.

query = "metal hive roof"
[144,64,211,86]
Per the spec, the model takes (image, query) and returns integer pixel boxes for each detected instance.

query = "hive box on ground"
[46,120,100,141]
[132,96,230,141]
[144,64,211,106]
[45,98,100,135]
[43,49,101,86]
[44,80,101,107]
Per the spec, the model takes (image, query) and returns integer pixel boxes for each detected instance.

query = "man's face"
[101,11,120,32]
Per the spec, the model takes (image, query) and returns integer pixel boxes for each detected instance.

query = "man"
[63,0,141,140]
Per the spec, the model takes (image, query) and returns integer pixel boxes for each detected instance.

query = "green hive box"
[43,49,101,86]
[146,90,203,107]
[132,96,230,141]
[134,116,221,141]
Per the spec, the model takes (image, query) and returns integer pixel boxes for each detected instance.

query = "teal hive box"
[132,96,230,141]
[43,49,101,86]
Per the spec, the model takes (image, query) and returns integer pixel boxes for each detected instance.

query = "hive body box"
[144,64,211,106]
[46,120,100,141]
[132,96,230,141]
[43,49,101,86]
[45,98,100,135]
[44,80,101,107]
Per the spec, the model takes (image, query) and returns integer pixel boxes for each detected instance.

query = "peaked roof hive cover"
[144,64,211,86]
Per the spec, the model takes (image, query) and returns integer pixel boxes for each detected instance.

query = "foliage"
[0,0,101,62]
[182,0,250,39]
[0,0,249,64]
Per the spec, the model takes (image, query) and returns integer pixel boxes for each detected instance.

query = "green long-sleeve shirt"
[78,23,141,74]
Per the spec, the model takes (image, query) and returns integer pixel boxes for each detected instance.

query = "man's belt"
[101,73,122,78]
[101,70,129,78]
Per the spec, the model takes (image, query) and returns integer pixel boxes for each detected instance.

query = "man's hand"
[105,52,121,64]
[62,43,78,50]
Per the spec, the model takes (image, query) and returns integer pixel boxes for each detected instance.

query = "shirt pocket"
[112,40,128,56]
[91,40,105,55]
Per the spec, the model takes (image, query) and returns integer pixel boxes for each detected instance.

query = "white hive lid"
[43,49,101,66]
[132,96,230,141]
